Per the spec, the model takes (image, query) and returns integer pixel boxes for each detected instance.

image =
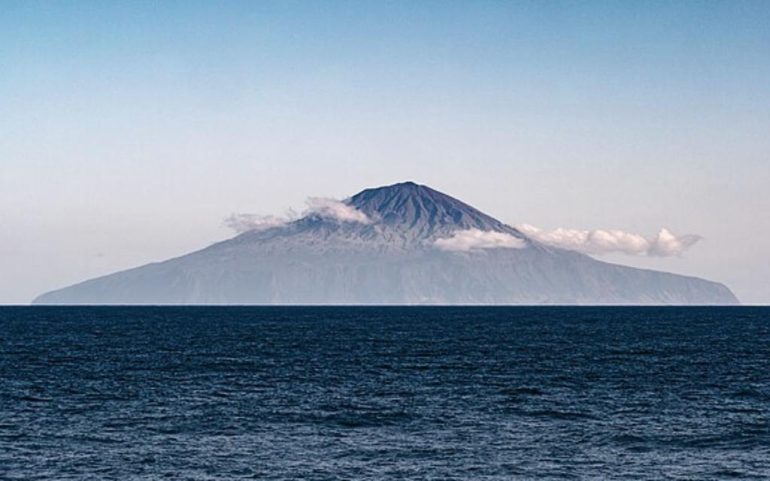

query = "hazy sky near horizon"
[2,1,769,304]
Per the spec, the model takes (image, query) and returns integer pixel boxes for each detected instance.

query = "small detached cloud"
[434,229,526,252]
[304,197,371,224]
[517,224,701,257]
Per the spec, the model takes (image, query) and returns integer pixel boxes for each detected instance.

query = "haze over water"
[2,306,769,480]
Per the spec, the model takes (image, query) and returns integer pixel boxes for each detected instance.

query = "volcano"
[33,182,738,305]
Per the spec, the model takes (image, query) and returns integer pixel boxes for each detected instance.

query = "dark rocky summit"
[33,182,738,305]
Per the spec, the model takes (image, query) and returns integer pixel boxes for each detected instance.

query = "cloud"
[224,214,289,234]
[517,224,701,257]
[434,229,527,252]
[647,228,702,256]
[304,197,370,224]
[225,198,369,233]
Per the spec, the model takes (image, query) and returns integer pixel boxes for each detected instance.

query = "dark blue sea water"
[1,307,769,480]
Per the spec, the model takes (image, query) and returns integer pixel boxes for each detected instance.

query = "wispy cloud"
[224,197,370,233]
[517,224,701,257]
[434,229,526,252]
[223,214,290,234]
[304,197,370,224]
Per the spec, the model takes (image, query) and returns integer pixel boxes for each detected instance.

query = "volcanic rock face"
[33,182,738,305]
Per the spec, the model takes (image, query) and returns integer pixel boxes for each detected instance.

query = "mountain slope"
[33,182,738,305]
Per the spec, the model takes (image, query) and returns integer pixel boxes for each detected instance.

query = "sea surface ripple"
[1,306,769,480]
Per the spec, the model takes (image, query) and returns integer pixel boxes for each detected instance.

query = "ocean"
[1,306,769,480]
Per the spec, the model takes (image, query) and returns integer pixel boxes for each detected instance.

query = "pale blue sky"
[2,1,769,303]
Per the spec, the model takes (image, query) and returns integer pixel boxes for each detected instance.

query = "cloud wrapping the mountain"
[225,198,369,233]
[224,214,288,233]
[517,224,701,257]
[435,229,526,252]
[304,197,371,224]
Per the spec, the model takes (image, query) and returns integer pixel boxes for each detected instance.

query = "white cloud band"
[434,229,526,252]
[517,224,701,257]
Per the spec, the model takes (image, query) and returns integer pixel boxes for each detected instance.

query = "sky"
[1,0,769,304]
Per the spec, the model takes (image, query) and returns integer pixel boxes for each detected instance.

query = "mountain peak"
[348,181,519,239]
